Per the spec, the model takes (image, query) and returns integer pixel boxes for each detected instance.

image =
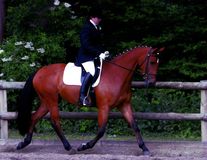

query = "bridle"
[104,47,160,103]
[141,48,158,85]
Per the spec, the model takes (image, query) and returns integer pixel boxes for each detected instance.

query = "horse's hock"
[1,80,207,142]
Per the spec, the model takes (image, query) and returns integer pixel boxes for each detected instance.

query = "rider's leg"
[79,72,93,106]
[79,61,95,106]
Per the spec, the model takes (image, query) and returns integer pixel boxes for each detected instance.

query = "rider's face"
[91,17,102,25]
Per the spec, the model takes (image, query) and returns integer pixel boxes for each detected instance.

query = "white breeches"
[82,61,95,76]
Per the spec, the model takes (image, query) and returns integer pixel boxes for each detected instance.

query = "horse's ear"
[153,47,165,54]
[158,47,165,52]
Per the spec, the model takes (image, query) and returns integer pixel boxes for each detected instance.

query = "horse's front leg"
[119,103,150,156]
[77,107,109,151]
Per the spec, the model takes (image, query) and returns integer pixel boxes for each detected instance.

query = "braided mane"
[114,45,151,58]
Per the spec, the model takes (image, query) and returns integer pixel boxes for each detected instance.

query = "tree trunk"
[0,0,5,43]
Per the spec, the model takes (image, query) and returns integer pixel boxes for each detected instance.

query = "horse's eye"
[150,61,156,64]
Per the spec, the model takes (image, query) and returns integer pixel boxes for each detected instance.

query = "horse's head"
[139,47,164,87]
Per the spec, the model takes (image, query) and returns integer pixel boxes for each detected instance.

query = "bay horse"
[16,46,164,155]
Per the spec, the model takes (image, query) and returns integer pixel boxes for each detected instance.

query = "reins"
[104,59,136,72]
[104,47,155,76]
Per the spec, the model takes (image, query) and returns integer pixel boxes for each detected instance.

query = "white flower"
[54,0,60,6]
[64,3,71,8]
[21,56,29,60]
[15,41,24,46]
[0,73,4,77]
[9,79,14,82]
[71,15,77,19]
[37,48,45,53]
[1,57,12,62]
[0,49,4,54]
[29,62,36,67]
[29,47,35,51]
[24,42,33,49]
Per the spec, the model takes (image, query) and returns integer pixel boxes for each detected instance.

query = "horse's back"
[33,63,66,94]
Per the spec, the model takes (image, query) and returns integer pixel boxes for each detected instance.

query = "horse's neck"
[113,48,144,72]
[106,49,144,85]
[114,55,136,73]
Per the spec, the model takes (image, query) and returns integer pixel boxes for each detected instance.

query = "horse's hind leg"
[119,103,150,156]
[77,107,109,151]
[49,105,72,151]
[17,104,48,150]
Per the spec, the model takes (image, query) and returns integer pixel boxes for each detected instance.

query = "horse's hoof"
[77,143,89,151]
[16,142,25,150]
[68,148,77,155]
[143,150,151,156]
[64,144,72,151]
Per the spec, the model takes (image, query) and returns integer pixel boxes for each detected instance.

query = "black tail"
[17,72,37,136]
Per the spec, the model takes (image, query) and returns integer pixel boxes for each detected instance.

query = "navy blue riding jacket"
[75,20,105,66]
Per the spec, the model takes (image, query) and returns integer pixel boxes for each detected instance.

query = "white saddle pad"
[63,60,103,87]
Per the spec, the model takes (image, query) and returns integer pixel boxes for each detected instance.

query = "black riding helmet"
[88,6,103,19]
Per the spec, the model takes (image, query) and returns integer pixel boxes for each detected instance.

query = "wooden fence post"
[0,88,8,141]
[200,80,207,142]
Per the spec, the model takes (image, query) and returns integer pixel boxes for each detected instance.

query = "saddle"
[63,58,102,87]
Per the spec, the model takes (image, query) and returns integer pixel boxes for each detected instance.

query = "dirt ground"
[0,139,207,160]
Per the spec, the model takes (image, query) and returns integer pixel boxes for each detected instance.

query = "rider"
[75,6,109,106]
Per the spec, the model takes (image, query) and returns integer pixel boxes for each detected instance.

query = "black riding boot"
[79,72,93,106]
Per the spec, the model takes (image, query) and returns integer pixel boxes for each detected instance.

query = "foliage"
[104,0,202,80]
[1,0,206,139]
[0,36,65,81]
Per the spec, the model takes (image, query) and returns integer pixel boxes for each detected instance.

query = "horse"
[16,46,164,155]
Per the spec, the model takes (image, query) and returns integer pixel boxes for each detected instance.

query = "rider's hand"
[99,51,110,60]
[104,51,109,58]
